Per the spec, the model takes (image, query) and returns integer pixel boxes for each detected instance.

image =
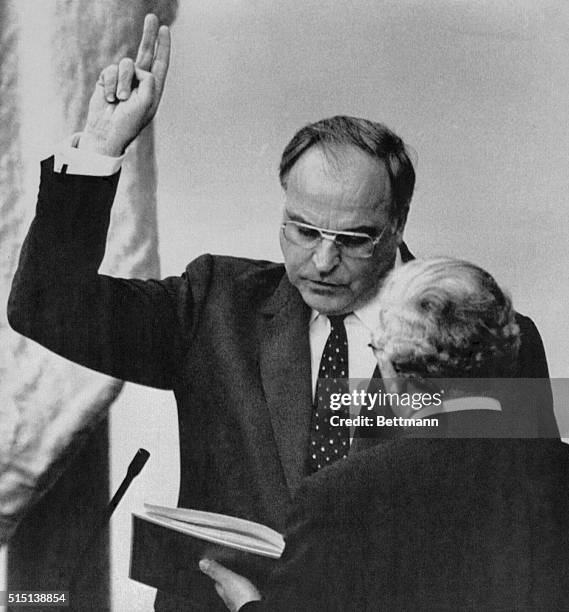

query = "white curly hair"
[371,258,521,378]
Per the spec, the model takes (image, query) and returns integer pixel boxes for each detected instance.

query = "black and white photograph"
[1,1,568,610]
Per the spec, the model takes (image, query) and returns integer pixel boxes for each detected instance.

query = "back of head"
[373,258,520,378]
[279,116,416,228]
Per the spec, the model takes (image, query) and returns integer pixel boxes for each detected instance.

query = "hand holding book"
[199,558,262,612]
[129,503,283,599]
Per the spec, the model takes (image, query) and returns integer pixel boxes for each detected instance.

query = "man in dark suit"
[7,14,558,611]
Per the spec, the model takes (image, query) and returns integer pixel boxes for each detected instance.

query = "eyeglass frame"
[280,219,392,259]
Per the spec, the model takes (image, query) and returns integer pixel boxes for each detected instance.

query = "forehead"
[284,144,392,230]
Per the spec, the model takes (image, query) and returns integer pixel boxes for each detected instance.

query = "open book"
[130,504,284,597]
[138,503,284,557]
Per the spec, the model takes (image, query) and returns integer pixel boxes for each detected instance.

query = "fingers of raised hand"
[151,25,171,97]
[117,58,135,100]
[135,13,160,71]
[98,64,119,102]
[134,14,170,105]
[97,59,136,103]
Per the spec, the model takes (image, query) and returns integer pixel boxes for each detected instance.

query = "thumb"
[199,558,228,582]
[133,65,156,108]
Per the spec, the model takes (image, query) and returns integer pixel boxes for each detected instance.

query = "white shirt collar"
[310,249,403,330]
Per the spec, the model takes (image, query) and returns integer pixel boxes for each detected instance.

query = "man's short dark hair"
[279,115,416,227]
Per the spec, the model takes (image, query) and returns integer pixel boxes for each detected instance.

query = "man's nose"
[312,237,340,273]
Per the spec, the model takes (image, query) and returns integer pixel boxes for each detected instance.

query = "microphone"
[69,448,150,599]
[105,448,150,520]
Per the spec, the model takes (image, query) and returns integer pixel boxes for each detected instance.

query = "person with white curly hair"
[365,258,551,437]
[372,257,520,380]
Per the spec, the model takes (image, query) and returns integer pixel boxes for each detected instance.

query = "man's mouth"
[305,279,344,289]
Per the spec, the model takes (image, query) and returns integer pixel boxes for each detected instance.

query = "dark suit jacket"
[243,439,569,611]
[7,160,560,610]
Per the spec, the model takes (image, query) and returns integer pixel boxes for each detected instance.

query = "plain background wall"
[109,1,569,609]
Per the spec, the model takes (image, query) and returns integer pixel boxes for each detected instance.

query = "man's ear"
[393,205,409,243]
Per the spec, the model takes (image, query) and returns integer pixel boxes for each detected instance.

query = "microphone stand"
[68,448,150,608]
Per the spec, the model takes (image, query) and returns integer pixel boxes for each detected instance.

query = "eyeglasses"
[281,220,391,259]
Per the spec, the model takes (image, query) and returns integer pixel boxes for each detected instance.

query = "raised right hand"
[79,13,171,156]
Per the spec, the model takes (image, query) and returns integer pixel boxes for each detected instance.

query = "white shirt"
[54,133,125,176]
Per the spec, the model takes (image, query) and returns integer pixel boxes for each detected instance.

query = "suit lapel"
[259,275,313,496]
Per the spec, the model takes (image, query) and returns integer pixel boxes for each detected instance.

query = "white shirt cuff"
[53,133,125,176]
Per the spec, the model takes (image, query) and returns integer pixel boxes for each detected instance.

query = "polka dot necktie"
[309,314,350,472]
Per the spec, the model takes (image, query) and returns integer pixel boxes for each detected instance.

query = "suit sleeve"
[7,158,195,389]
[246,512,356,611]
